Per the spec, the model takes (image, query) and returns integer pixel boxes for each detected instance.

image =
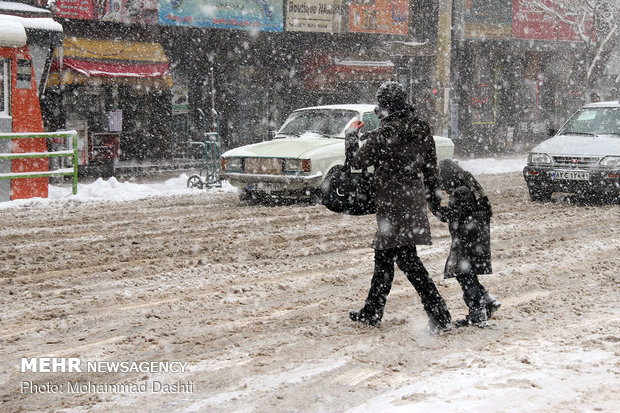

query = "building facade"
[20,0,440,174]
[449,0,616,154]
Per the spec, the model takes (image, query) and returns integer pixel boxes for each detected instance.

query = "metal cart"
[187,108,222,189]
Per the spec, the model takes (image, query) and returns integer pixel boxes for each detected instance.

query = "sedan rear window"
[278,109,358,137]
[560,107,620,136]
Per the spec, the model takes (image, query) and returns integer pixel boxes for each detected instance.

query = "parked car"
[221,104,455,201]
[523,100,620,201]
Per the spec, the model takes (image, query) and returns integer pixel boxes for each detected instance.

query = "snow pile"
[458,156,527,175]
[0,156,527,209]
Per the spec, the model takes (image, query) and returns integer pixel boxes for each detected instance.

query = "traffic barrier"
[0,131,79,197]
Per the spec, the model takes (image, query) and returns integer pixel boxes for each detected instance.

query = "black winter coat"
[436,159,492,278]
[347,106,439,250]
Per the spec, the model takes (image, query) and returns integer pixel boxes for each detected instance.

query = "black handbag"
[319,163,376,215]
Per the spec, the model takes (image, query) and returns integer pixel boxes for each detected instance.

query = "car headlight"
[528,153,551,165]
[600,156,620,168]
[223,157,243,171]
[283,159,311,173]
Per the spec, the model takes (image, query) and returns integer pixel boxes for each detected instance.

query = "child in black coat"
[432,159,501,327]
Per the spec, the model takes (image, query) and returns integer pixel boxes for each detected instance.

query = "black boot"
[349,309,381,327]
[426,316,452,335]
[483,292,501,319]
[425,301,452,335]
[455,305,488,328]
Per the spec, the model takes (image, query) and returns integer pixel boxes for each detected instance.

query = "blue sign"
[159,0,284,32]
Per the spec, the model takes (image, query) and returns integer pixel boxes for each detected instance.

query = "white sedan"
[523,100,620,201]
[221,104,454,201]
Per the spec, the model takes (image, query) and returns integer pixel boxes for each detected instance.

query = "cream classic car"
[221,104,455,201]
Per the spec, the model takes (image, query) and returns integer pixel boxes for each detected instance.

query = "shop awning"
[304,55,395,90]
[48,37,172,88]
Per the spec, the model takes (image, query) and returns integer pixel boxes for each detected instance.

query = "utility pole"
[436,0,452,137]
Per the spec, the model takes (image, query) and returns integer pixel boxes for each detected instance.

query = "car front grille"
[244,158,283,175]
[552,156,600,166]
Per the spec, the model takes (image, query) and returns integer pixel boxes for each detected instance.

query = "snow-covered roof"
[0,1,52,16]
[0,18,26,47]
[332,58,394,67]
[0,14,62,33]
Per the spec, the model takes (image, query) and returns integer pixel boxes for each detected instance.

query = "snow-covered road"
[0,157,618,412]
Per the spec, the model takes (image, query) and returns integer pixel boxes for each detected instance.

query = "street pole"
[436,0,452,137]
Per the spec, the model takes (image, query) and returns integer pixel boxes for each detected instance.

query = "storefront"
[45,37,173,174]
[37,0,434,169]
[451,0,588,154]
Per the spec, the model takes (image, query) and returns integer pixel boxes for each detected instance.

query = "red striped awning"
[61,57,169,78]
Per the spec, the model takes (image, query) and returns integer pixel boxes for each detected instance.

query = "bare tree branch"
[521,0,620,85]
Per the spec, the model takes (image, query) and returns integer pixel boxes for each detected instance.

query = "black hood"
[438,159,486,198]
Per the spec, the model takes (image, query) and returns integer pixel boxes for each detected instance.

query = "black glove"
[427,187,445,220]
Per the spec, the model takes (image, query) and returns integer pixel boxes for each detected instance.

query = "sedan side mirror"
[548,128,557,137]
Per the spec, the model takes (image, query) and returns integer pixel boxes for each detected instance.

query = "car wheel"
[527,183,552,202]
[187,174,204,189]
[239,188,262,204]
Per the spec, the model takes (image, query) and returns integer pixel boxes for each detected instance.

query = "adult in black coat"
[346,81,451,333]
[433,159,501,327]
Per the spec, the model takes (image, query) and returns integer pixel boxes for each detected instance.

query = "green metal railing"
[0,131,79,195]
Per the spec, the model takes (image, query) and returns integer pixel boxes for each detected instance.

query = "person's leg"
[395,245,451,332]
[350,248,395,326]
[455,272,488,327]
[467,278,501,318]
[482,290,501,319]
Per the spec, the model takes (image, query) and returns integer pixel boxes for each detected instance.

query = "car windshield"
[559,107,620,136]
[277,109,358,138]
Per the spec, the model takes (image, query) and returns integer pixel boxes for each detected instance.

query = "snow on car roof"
[293,104,377,113]
[583,101,620,108]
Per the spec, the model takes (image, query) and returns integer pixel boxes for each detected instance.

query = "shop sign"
[107,110,123,132]
[286,0,347,34]
[349,0,408,35]
[512,0,582,42]
[303,53,395,91]
[171,84,189,115]
[54,0,158,24]
[159,0,283,32]
[463,0,512,40]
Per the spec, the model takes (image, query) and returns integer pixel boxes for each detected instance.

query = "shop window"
[0,59,8,116]
[16,59,32,90]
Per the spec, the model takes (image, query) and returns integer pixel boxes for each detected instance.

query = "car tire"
[239,188,262,205]
[528,183,552,202]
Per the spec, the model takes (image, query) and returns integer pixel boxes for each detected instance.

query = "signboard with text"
[512,0,582,42]
[463,0,512,40]
[349,0,408,35]
[55,0,158,24]
[286,0,347,33]
[159,0,283,32]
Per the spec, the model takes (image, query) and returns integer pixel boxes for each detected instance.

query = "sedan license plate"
[248,182,280,192]
[551,170,590,180]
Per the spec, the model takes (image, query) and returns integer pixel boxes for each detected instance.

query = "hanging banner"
[54,0,158,24]
[512,0,582,42]
[463,0,512,40]
[349,0,408,35]
[286,0,347,33]
[159,0,283,32]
